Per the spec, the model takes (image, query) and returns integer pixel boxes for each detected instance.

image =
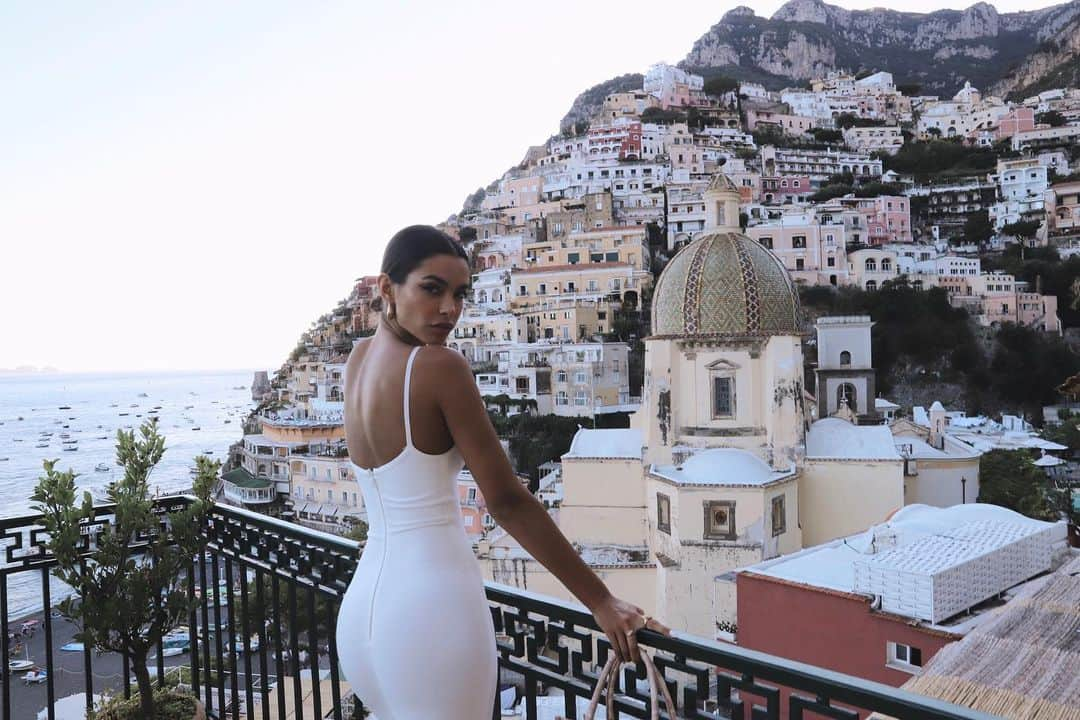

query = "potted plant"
[32,419,218,719]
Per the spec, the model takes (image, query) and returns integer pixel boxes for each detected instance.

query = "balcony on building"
[220,467,276,505]
[1,497,994,720]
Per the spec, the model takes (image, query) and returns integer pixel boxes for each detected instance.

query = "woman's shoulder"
[415,344,471,374]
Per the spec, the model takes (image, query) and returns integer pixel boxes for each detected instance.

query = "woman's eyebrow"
[420,274,448,285]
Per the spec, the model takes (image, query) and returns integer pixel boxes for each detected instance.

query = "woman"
[336,225,668,719]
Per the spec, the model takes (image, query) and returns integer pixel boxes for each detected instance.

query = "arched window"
[865,259,877,271]
[556,370,567,382]
[837,383,857,412]
[866,280,878,291]
[840,351,851,366]
[881,259,892,272]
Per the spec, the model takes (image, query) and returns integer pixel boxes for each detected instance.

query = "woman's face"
[384,254,471,345]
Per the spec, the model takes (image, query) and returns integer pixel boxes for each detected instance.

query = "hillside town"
[219,63,1080,716]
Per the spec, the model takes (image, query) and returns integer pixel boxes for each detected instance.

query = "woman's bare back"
[344,337,454,470]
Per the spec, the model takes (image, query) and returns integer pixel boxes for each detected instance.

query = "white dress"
[337,345,498,719]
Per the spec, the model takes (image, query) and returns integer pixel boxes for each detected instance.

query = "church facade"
[478,174,980,639]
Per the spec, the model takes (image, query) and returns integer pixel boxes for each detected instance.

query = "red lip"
[432,324,453,331]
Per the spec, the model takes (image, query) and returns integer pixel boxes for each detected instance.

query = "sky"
[1,0,1065,373]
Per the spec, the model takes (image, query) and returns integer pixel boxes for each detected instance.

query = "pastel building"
[744,210,849,285]
[1046,180,1080,242]
[847,248,901,291]
[643,63,709,109]
[842,126,904,154]
[745,108,817,136]
[990,158,1049,231]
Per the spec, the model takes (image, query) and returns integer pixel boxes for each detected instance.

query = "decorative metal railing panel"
[0,498,999,720]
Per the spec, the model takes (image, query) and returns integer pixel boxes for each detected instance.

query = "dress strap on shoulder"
[402,345,422,447]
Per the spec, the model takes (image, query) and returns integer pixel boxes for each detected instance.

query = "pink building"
[759,176,814,204]
[855,196,913,245]
[745,108,817,136]
[994,107,1035,141]
[456,471,493,542]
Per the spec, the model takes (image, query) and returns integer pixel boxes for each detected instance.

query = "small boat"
[23,669,47,685]
[191,426,201,431]
[62,439,77,444]
[60,642,84,652]
[136,414,142,417]
[9,659,34,671]
[138,393,149,398]
[34,443,48,448]
[129,404,138,408]
[184,405,194,410]
[0,457,9,462]
[68,416,76,420]
[60,433,70,438]
[17,416,24,421]
[96,435,108,440]
[223,419,231,424]
[12,438,23,443]
[119,412,129,416]
[62,446,78,452]
[58,405,71,410]
[154,647,185,658]
[153,406,162,410]
[95,463,110,472]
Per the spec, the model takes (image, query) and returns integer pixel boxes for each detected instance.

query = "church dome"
[651,231,801,339]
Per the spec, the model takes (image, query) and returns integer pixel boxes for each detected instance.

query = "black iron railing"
[0,498,999,720]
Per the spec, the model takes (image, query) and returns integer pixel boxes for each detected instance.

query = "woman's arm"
[429,348,667,661]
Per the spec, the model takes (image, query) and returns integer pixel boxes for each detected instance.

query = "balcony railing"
[1,498,996,720]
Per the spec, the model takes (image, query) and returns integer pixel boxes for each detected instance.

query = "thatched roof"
[877,554,1080,720]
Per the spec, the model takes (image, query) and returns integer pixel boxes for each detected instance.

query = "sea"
[0,369,257,619]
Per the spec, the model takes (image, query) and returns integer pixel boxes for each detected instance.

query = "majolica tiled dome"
[651,231,801,339]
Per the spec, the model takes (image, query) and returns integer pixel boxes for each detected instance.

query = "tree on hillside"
[962,212,994,246]
[990,324,1080,419]
[999,219,1041,243]
[704,76,738,96]
[641,107,686,125]
[810,127,843,144]
[1036,110,1066,127]
[978,449,1056,520]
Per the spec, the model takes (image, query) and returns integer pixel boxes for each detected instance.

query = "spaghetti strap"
[402,345,422,448]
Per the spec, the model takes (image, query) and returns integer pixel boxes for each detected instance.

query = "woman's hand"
[589,594,672,663]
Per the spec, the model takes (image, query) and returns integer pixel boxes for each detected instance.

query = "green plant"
[32,419,218,719]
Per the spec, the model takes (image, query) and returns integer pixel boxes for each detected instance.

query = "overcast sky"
[1,0,1064,372]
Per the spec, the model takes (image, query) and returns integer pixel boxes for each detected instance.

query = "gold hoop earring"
[387,303,396,321]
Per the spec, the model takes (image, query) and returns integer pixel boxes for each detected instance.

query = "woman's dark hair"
[381,225,469,284]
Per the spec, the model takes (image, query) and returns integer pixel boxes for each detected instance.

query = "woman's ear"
[377,274,395,309]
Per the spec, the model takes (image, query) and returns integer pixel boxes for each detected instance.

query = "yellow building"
[509,262,650,312]
[523,225,650,272]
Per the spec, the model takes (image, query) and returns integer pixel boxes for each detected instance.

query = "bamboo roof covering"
[876,554,1080,720]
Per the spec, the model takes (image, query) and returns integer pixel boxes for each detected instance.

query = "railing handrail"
[484,582,997,720]
[1,497,999,720]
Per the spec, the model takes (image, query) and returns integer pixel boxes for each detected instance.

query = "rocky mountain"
[558,73,643,134]
[681,0,1080,97]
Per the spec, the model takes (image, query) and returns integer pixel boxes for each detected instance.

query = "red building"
[734,504,1066,718]
[736,572,958,717]
[587,121,642,160]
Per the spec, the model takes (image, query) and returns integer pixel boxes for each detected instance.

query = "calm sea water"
[0,369,258,618]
